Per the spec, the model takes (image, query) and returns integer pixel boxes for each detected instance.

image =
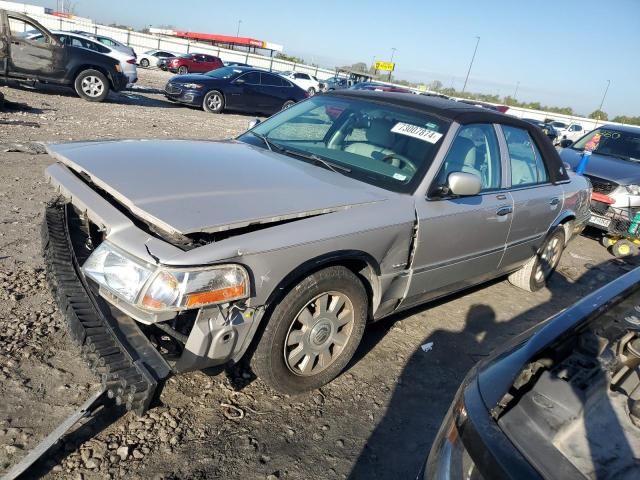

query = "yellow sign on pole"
[374,61,395,72]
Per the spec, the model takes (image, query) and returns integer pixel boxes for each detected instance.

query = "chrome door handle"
[550,198,560,206]
[496,206,513,216]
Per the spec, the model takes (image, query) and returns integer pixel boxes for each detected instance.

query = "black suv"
[0,10,128,102]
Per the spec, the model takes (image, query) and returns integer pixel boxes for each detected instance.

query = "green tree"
[589,109,608,120]
[612,116,640,126]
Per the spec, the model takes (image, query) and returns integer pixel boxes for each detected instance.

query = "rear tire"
[250,266,368,394]
[178,66,188,75]
[508,227,565,292]
[74,69,109,102]
[140,58,150,68]
[202,90,224,113]
[282,100,296,110]
[307,87,316,96]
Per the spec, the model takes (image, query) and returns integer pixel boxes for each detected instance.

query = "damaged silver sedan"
[42,91,591,411]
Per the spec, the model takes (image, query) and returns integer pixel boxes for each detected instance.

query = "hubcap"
[284,291,354,376]
[206,94,222,110]
[535,236,562,282]
[81,76,104,97]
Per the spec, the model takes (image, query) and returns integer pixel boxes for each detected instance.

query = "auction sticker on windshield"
[391,122,443,144]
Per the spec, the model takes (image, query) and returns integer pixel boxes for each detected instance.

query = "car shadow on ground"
[347,255,639,479]
[1,82,182,109]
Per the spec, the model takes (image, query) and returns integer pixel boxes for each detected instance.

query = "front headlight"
[626,184,640,195]
[82,242,249,311]
[182,83,204,89]
[425,402,484,480]
[83,243,153,303]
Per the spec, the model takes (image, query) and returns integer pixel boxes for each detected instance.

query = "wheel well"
[264,253,380,322]
[73,65,110,83]
[239,253,379,368]
[557,214,576,245]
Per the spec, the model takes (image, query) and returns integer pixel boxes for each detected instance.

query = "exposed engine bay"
[495,291,640,480]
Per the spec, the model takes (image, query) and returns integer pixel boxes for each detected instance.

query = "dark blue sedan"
[164,66,308,115]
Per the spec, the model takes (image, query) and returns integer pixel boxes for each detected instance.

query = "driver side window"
[436,124,502,192]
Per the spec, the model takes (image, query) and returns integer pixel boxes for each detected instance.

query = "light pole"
[462,36,480,94]
[597,79,611,121]
[236,19,242,37]
[389,47,396,81]
[513,81,520,102]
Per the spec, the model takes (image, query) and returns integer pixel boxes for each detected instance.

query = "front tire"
[251,266,368,394]
[178,66,188,75]
[140,58,150,68]
[202,90,224,113]
[508,227,565,292]
[74,69,109,102]
[282,99,296,110]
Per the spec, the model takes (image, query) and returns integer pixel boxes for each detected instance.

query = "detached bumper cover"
[42,201,171,415]
[109,71,129,92]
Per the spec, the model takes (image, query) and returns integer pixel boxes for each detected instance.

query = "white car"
[137,49,177,68]
[279,71,321,95]
[550,121,585,144]
[26,30,137,84]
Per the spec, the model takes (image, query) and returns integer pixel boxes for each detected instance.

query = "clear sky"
[26,0,640,117]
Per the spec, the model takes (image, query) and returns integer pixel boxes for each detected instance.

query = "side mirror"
[560,139,574,148]
[247,118,261,129]
[447,172,482,196]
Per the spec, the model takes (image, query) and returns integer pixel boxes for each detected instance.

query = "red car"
[167,53,223,74]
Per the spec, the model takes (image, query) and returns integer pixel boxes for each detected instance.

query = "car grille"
[585,175,618,195]
[165,83,182,95]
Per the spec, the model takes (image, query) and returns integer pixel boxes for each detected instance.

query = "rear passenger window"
[261,73,284,86]
[436,124,502,192]
[503,126,549,186]
[239,72,260,84]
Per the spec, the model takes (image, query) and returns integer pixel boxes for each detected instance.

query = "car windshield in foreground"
[237,95,449,193]
[204,67,243,79]
[572,128,640,162]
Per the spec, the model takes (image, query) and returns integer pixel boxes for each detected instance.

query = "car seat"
[344,118,396,161]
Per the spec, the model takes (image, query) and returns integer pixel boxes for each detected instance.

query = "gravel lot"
[0,69,635,479]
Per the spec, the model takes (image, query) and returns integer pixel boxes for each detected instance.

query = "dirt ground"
[0,69,634,480]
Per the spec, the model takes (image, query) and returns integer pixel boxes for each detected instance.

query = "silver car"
[43,92,590,413]
[560,124,640,231]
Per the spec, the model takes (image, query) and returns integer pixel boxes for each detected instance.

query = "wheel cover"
[535,235,562,282]
[284,291,355,376]
[81,76,105,97]
[206,93,222,110]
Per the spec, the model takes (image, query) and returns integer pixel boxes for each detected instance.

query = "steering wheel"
[382,153,417,175]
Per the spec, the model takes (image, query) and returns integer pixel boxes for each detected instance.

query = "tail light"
[126,59,136,64]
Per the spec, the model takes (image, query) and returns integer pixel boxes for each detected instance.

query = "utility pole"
[236,19,242,37]
[597,79,611,121]
[389,47,396,81]
[462,36,480,93]
[513,81,520,101]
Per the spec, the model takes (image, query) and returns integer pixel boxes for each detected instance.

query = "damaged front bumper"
[44,163,266,409]
[42,202,170,414]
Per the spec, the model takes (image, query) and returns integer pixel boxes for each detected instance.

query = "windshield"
[552,121,567,129]
[572,128,640,162]
[237,95,449,193]
[179,54,191,59]
[204,66,243,79]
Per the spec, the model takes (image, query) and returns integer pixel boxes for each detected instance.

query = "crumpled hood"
[46,139,389,235]
[560,148,640,185]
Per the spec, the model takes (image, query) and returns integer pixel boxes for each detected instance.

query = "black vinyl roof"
[330,90,524,124]
[327,90,570,183]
